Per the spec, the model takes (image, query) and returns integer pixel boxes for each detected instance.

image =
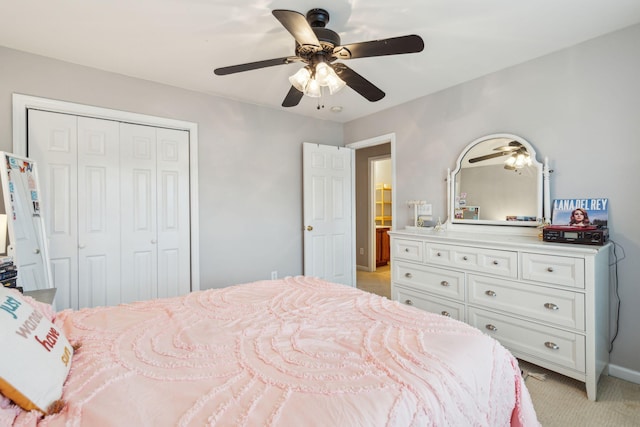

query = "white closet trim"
[11,93,200,292]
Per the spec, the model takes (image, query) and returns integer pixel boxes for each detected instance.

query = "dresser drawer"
[393,261,465,301]
[468,275,585,330]
[468,308,585,373]
[522,253,585,288]
[425,243,517,278]
[394,285,465,321]
[392,238,424,262]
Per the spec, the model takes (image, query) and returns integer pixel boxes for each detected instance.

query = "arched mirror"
[448,134,548,227]
[0,152,54,295]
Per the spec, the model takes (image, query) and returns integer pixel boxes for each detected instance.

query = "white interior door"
[120,123,158,303]
[155,127,191,298]
[302,142,354,286]
[77,117,121,308]
[27,110,79,309]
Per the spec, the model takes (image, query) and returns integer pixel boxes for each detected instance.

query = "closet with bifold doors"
[27,109,191,310]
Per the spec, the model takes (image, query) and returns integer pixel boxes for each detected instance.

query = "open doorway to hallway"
[349,136,394,299]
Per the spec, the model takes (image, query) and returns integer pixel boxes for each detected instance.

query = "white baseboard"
[608,363,640,385]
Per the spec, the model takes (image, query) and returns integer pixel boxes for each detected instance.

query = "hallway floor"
[356,264,391,299]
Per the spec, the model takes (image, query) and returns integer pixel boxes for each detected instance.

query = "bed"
[1,276,539,426]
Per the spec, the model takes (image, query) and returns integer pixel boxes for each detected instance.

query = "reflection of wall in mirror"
[458,165,538,221]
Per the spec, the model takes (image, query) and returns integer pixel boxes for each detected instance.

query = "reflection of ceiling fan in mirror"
[469,141,532,170]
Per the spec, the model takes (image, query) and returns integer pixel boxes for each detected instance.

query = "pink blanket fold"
[6,276,539,426]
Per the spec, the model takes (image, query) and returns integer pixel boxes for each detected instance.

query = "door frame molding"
[346,133,396,279]
[11,93,200,292]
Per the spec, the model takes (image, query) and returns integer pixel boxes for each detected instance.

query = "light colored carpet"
[356,268,640,426]
[520,359,640,426]
[356,264,391,299]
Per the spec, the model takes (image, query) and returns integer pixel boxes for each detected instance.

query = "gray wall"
[0,45,343,289]
[345,24,640,376]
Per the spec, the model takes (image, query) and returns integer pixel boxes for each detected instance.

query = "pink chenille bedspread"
[3,276,539,426]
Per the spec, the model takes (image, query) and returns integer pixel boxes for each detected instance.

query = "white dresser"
[390,229,611,401]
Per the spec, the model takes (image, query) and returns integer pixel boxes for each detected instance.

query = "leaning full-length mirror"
[449,134,544,227]
[0,152,53,292]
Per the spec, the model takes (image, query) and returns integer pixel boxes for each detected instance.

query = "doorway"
[347,134,395,299]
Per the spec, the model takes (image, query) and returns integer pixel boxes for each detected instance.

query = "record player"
[542,225,608,245]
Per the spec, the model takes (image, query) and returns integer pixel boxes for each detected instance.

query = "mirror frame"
[448,133,549,229]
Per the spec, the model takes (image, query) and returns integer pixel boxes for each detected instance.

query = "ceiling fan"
[213,8,425,108]
[469,141,532,169]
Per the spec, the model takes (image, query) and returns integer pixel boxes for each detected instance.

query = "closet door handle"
[33,248,41,254]
[151,239,157,244]
[78,244,85,249]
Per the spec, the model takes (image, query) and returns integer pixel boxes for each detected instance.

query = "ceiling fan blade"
[468,152,510,163]
[333,35,424,60]
[493,141,522,152]
[332,63,385,102]
[272,9,321,48]
[214,56,301,76]
[282,86,304,107]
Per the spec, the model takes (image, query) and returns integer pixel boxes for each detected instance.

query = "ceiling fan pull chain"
[317,87,325,110]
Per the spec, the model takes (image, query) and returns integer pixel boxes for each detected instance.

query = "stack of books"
[0,255,19,292]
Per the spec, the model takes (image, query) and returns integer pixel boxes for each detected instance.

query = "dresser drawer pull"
[547,267,554,272]
[485,290,497,297]
[493,260,499,265]
[544,341,560,350]
[544,302,559,310]
[404,299,413,306]
[404,248,410,252]
[441,311,451,317]
[436,252,442,257]
[462,256,468,261]
[404,272,413,279]
[440,280,450,287]
[485,324,498,332]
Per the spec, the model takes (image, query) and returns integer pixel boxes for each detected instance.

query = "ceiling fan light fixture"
[324,68,346,94]
[504,151,532,169]
[314,62,331,85]
[289,67,311,92]
[304,78,322,97]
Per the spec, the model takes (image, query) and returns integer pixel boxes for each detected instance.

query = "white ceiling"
[2,0,640,123]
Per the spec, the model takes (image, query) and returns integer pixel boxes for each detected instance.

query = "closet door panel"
[120,123,158,303]
[156,128,190,298]
[27,110,78,309]
[77,117,121,308]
